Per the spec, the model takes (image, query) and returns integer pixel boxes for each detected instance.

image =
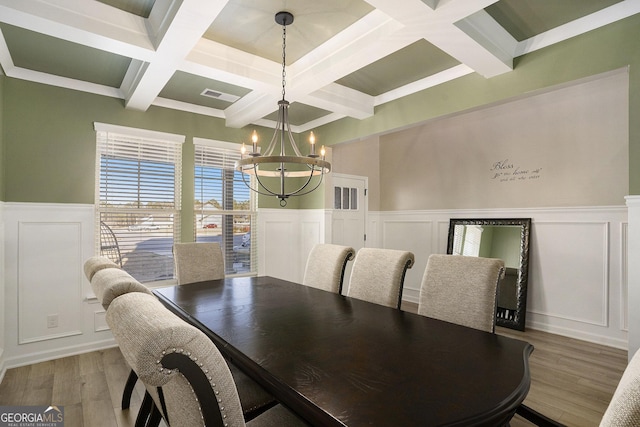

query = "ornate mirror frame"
[446,218,531,331]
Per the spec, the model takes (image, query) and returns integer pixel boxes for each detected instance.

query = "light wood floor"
[0,346,150,427]
[0,322,628,427]
[500,326,627,426]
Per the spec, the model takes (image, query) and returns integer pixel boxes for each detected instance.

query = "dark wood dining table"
[154,276,533,427]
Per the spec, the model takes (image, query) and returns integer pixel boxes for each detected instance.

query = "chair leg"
[135,391,153,427]
[516,404,566,427]
[122,369,138,409]
[146,404,163,427]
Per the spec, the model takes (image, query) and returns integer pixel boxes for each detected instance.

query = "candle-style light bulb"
[309,131,316,156]
[320,145,326,160]
[240,143,246,158]
[251,130,258,154]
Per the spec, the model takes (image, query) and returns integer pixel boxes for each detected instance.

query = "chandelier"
[235,11,331,207]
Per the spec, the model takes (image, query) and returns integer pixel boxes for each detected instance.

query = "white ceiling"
[0,0,638,133]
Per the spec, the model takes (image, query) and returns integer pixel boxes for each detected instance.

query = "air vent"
[200,88,240,103]
[202,89,222,98]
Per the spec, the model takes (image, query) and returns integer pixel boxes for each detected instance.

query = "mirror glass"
[446,218,531,331]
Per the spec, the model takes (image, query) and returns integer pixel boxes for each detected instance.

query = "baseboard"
[2,338,118,370]
[527,320,628,350]
[397,299,627,351]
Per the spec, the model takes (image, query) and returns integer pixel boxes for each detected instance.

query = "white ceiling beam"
[515,0,640,57]
[8,65,123,98]
[222,10,413,128]
[224,88,282,129]
[422,22,512,77]
[153,96,226,119]
[184,38,279,93]
[0,27,15,76]
[365,0,512,77]
[294,112,347,133]
[147,0,183,48]
[454,10,516,73]
[302,84,374,120]
[290,10,415,95]
[124,0,229,111]
[374,63,473,106]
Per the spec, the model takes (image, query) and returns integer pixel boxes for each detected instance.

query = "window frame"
[94,122,185,284]
[193,137,257,277]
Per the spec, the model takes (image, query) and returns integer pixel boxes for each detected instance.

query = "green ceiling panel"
[203,0,374,63]
[336,39,460,96]
[263,102,331,127]
[1,24,130,88]
[159,71,252,109]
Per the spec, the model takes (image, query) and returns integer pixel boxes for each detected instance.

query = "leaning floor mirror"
[446,218,531,331]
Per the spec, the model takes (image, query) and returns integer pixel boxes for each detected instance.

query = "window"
[194,138,257,275]
[95,123,184,283]
[334,186,358,210]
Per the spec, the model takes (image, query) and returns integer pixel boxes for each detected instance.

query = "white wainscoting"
[367,207,628,349]
[3,203,116,369]
[0,202,6,379]
[0,204,628,373]
[260,206,628,349]
[257,209,327,283]
[625,196,640,360]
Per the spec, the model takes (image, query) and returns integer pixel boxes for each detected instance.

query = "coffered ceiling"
[0,0,637,132]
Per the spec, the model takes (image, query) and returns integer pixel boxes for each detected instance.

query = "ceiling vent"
[200,88,240,103]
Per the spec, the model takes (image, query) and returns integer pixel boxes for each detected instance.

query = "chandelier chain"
[281,22,287,101]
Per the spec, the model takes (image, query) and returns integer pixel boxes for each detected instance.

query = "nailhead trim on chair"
[156,347,238,425]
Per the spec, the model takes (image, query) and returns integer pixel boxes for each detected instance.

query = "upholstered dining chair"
[89,252,274,422]
[89,263,273,421]
[90,266,154,311]
[83,255,120,282]
[302,244,355,294]
[106,291,309,427]
[418,254,505,333]
[346,248,415,309]
[87,263,155,412]
[173,241,277,418]
[600,348,640,426]
[173,242,225,285]
[515,347,640,427]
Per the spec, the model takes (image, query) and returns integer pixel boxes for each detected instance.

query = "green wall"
[315,13,640,195]
[1,79,286,238]
[1,78,323,211]
[3,80,241,203]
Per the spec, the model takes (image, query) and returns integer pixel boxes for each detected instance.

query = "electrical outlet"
[47,314,59,328]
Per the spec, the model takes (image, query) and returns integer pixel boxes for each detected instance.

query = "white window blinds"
[194,139,256,276]
[461,225,483,256]
[95,123,184,283]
